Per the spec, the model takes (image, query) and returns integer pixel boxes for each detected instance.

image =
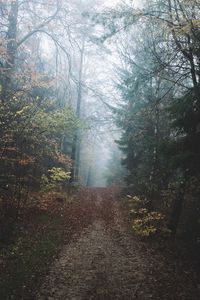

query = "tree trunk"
[169,176,187,235]
[1,0,18,102]
[6,0,18,68]
[70,38,85,182]
[86,167,92,187]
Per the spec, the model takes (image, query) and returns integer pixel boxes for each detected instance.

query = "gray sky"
[104,0,121,6]
[104,0,141,8]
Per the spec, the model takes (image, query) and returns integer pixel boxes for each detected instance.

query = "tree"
[96,0,200,238]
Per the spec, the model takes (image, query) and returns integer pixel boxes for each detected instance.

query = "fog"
[0,0,138,187]
[1,2,199,295]
[38,0,123,186]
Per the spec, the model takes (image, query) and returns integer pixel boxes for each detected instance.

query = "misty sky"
[104,0,142,8]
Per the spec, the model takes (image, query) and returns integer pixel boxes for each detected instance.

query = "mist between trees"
[0,0,200,258]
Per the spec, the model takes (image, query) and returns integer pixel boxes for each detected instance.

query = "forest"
[0,0,200,299]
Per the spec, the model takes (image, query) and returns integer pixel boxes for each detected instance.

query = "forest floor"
[36,187,200,300]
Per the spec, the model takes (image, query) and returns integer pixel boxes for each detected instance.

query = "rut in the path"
[37,188,199,300]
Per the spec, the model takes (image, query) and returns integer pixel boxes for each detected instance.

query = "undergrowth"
[0,209,64,300]
[124,195,170,237]
[0,188,96,300]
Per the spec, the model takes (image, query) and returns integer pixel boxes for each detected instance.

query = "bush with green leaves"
[41,168,71,192]
[125,195,170,237]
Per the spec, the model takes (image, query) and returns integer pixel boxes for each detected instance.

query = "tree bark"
[169,178,186,235]
[1,0,18,102]
[70,38,85,182]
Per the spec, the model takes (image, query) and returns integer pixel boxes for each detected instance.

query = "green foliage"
[112,0,200,241]
[41,168,71,192]
[126,195,170,237]
[90,5,141,42]
[0,93,77,206]
[167,89,200,173]
[116,59,170,201]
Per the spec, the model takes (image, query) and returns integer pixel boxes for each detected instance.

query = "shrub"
[125,195,170,237]
[41,167,71,192]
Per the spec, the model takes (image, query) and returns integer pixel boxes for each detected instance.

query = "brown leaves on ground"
[1,187,199,299]
[37,187,200,300]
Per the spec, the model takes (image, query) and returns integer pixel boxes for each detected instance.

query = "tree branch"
[17,0,60,48]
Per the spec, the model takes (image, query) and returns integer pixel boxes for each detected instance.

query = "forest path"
[37,188,199,300]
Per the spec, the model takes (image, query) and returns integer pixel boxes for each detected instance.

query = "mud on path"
[38,188,199,300]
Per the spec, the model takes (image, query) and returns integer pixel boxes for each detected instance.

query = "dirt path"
[37,188,199,300]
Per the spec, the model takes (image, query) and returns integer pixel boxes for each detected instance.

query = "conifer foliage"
[110,0,200,239]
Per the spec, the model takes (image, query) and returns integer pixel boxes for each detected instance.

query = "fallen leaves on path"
[37,188,200,300]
